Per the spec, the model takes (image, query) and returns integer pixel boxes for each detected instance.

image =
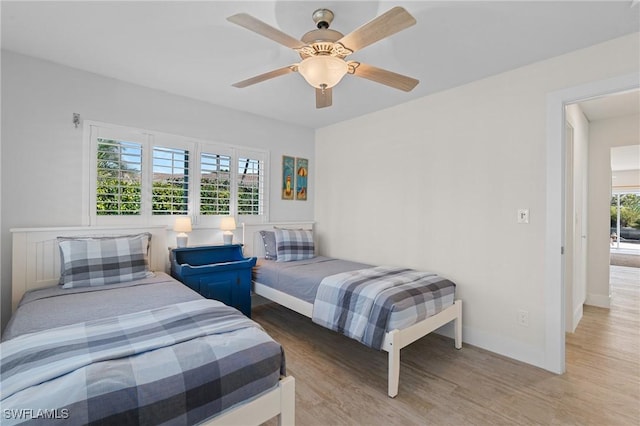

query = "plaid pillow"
[260,230,278,260]
[274,229,314,262]
[58,233,153,288]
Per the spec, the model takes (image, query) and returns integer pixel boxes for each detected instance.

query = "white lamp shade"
[173,216,192,233]
[220,217,237,231]
[298,56,348,89]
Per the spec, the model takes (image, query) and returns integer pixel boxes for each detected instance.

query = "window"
[152,147,189,215]
[96,139,142,215]
[200,152,231,215]
[237,157,263,215]
[87,122,268,226]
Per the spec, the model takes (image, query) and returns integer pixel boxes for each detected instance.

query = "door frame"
[564,121,575,333]
[545,72,639,374]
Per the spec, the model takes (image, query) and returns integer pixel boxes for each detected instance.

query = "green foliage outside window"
[610,194,640,229]
[152,180,189,214]
[97,141,141,215]
[200,177,231,215]
[238,184,260,214]
[96,140,262,216]
[96,179,141,215]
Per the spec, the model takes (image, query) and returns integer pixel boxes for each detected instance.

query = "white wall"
[315,33,639,369]
[0,51,315,332]
[587,113,640,307]
[565,104,589,332]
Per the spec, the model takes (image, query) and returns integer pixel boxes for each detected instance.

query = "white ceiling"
[577,90,639,172]
[2,1,639,129]
[578,90,640,122]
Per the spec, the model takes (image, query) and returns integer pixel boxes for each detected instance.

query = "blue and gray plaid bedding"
[58,233,153,288]
[312,266,456,350]
[1,299,284,425]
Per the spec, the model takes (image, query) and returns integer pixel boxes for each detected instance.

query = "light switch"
[518,209,530,224]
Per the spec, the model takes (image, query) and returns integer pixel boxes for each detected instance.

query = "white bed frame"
[10,225,295,426]
[243,222,462,398]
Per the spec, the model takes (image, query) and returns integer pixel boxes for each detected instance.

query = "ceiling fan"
[227,7,419,108]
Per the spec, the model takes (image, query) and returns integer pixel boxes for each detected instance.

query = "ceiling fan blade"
[232,66,296,88]
[351,63,419,92]
[227,13,306,50]
[315,87,333,108]
[337,7,416,53]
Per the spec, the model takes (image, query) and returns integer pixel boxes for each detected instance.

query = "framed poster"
[295,157,308,200]
[282,155,295,200]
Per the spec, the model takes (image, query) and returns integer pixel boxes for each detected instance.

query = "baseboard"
[571,304,583,332]
[585,293,610,308]
[436,323,546,371]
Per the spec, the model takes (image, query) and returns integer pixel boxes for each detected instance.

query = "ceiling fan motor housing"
[301,29,343,44]
[300,10,349,59]
[312,9,334,29]
[302,9,342,48]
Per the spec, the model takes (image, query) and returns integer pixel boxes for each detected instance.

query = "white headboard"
[242,222,315,258]
[11,226,168,312]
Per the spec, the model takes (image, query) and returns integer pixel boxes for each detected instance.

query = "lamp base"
[223,232,233,245]
[176,234,188,248]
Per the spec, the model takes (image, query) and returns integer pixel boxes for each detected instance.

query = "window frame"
[235,148,267,219]
[83,121,269,227]
[198,148,234,218]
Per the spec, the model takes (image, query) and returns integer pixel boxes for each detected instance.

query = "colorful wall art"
[295,157,308,200]
[282,155,295,200]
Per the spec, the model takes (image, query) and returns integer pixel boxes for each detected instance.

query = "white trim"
[236,148,270,224]
[83,120,269,227]
[585,293,611,308]
[200,376,295,426]
[254,282,313,317]
[81,123,92,226]
[572,303,584,333]
[545,72,639,374]
[10,225,169,312]
[461,324,546,369]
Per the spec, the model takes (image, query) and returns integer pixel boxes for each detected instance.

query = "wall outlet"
[517,310,529,327]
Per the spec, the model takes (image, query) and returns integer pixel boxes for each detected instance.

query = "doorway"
[563,103,589,334]
[563,90,639,354]
[545,73,639,374]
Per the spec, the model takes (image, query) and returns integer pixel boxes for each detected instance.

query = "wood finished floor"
[253,265,640,425]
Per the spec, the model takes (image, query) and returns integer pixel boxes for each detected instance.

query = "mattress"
[254,256,372,303]
[3,272,202,340]
[254,257,456,349]
[1,273,285,425]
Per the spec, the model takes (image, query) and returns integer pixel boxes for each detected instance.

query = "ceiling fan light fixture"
[228,7,419,107]
[297,55,348,89]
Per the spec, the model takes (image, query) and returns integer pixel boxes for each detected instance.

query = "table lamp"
[173,216,192,248]
[220,217,237,245]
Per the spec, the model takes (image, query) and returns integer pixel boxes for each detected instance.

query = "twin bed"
[4,226,294,426]
[3,222,462,425]
[242,222,462,398]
